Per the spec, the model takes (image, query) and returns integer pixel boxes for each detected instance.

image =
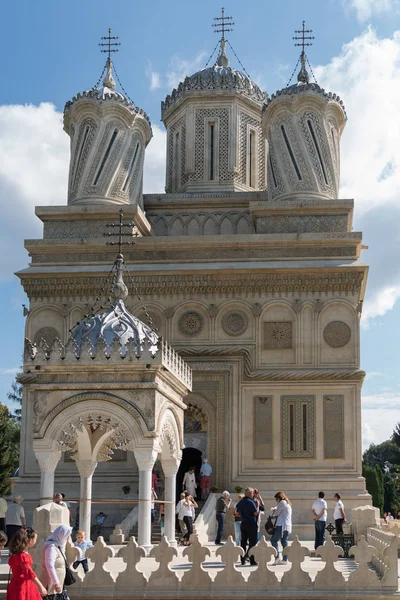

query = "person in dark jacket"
[215,491,232,545]
[235,487,264,566]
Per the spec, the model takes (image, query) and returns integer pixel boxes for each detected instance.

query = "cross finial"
[104,209,138,255]
[99,27,121,60]
[293,20,314,53]
[212,8,234,67]
[212,7,234,40]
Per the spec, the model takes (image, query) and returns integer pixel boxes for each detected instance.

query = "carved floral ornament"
[179,311,204,336]
[221,310,248,336]
[323,320,351,348]
[264,321,293,349]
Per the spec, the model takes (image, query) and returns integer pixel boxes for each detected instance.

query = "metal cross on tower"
[293,20,315,52]
[99,28,121,59]
[212,7,234,40]
[104,209,138,255]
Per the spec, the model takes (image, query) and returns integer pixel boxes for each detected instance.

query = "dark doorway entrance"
[176,447,203,500]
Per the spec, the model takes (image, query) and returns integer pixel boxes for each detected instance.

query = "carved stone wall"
[323,321,351,348]
[264,322,293,349]
[221,311,248,336]
[254,396,273,459]
[148,211,253,236]
[194,108,230,182]
[281,395,315,459]
[238,112,266,190]
[255,214,348,234]
[179,312,204,337]
[323,395,344,459]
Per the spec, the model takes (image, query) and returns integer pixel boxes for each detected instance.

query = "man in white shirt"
[333,493,347,534]
[312,491,327,550]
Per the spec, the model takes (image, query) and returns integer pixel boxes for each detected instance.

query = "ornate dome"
[71,254,158,357]
[64,58,151,128]
[161,42,268,119]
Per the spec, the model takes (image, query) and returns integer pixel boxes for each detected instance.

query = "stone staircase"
[128,499,206,544]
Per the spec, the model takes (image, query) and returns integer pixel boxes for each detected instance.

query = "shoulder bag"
[58,547,76,587]
[264,515,277,536]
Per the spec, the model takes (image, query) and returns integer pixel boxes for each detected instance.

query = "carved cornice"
[20,270,365,300]
[180,346,365,382]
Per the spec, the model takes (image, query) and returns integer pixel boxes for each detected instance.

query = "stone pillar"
[75,460,98,542]
[161,458,180,547]
[35,450,61,505]
[134,448,158,551]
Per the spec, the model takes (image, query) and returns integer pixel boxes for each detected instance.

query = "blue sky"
[1,0,400,449]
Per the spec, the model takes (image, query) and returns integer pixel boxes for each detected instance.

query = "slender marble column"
[35,451,61,505]
[161,458,180,547]
[134,448,158,552]
[75,460,98,542]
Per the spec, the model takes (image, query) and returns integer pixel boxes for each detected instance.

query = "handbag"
[58,547,76,587]
[43,590,69,600]
[265,515,277,536]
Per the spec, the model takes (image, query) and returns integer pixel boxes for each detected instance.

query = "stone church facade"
[16,36,370,531]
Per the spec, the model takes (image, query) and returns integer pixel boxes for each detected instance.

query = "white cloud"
[147,52,208,91]
[0,102,69,280]
[150,72,161,91]
[362,285,400,326]
[143,125,166,193]
[314,28,400,322]
[343,0,398,22]
[362,392,400,449]
[0,367,20,376]
[0,103,166,280]
[165,52,207,90]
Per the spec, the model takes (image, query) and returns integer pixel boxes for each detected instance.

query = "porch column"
[75,459,97,542]
[35,450,61,505]
[134,447,158,552]
[161,457,180,547]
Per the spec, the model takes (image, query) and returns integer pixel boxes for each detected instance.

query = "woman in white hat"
[5,496,26,543]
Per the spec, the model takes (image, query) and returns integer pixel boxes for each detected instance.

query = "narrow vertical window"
[289,404,295,452]
[93,129,118,185]
[249,130,256,188]
[269,155,278,188]
[302,404,308,451]
[173,131,180,189]
[209,123,215,180]
[281,125,302,180]
[122,142,140,192]
[307,119,328,184]
[73,125,90,187]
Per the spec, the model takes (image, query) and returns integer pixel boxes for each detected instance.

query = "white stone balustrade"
[24,336,192,390]
[65,533,399,599]
[367,527,398,590]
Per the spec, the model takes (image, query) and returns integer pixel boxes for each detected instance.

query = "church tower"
[262,25,346,201]
[64,33,152,209]
[162,9,268,193]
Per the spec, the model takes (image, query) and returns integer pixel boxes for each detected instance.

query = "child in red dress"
[7,528,47,600]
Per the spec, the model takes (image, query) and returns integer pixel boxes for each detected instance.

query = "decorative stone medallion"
[33,326,60,346]
[264,321,293,349]
[221,310,248,336]
[179,311,204,336]
[323,321,351,348]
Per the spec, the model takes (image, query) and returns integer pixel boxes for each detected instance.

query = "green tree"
[7,371,23,422]
[363,440,400,470]
[362,464,384,513]
[0,404,20,495]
